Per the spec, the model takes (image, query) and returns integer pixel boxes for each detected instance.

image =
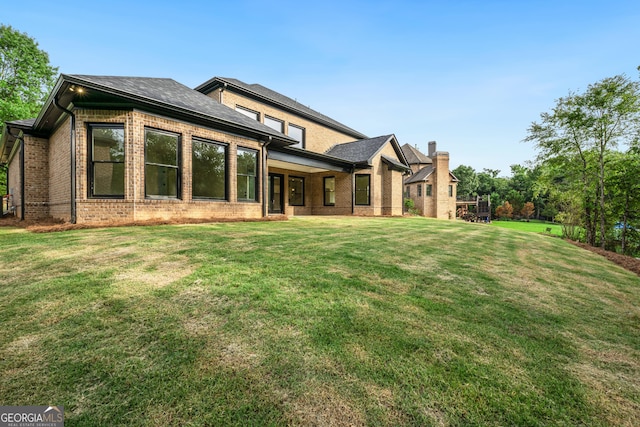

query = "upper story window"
[355,174,370,205]
[145,128,180,198]
[192,137,227,200]
[237,147,258,201]
[89,124,125,198]
[324,176,335,206]
[236,106,259,121]
[264,116,284,133]
[288,124,305,149]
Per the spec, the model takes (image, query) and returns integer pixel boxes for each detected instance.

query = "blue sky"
[4,0,640,176]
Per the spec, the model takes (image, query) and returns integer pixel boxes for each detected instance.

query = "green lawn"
[489,219,563,236]
[0,217,638,426]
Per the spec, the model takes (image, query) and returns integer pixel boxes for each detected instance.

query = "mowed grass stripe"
[0,216,638,426]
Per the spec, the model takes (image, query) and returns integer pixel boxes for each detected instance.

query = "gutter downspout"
[6,128,24,219]
[351,166,355,214]
[220,82,228,104]
[53,96,77,224]
[261,137,272,217]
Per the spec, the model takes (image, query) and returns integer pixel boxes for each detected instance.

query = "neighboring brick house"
[0,74,411,224]
[402,141,459,219]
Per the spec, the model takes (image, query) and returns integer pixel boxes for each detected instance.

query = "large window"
[289,176,305,206]
[324,176,335,206]
[236,106,259,121]
[355,174,370,205]
[145,128,180,198]
[89,124,125,198]
[192,138,227,200]
[288,124,305,149]
[264,116,284,133]
[237,147,258,201]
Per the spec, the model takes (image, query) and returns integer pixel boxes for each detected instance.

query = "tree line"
[455,69,640,256]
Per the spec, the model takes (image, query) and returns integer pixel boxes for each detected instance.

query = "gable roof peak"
[401,143,432,165]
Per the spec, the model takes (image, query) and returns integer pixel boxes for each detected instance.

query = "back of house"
[0,75,411,224]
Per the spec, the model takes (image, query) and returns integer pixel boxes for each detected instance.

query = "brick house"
[402,141,458,219]
[0,74,412,224]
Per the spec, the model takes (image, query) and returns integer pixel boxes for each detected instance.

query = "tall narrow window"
[145,128,180,198]
[192,138,227,200]
[355,174,370,205]
[236,106,259,121]
[405,186,410,197]
[324,176,335,206]
[264,116,284,133]
[417,184,422,197]
[288,124,305,149]
[426,184,433,196]
[89,124,125,198]
[289,176,304,206]
[448,185,453,197]
[237,147,258,201]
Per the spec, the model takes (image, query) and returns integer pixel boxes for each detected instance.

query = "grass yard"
[489,219,563,236]
[0,216,638,426]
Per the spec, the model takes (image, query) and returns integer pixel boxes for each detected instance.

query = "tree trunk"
[599,150,606,249]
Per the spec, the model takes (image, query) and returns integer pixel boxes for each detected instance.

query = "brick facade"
[4,76,410,224]
[212,90,359,153]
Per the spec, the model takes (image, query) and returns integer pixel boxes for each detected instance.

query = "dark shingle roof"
[404,165,434,184]
[65,75,294,142]
[401,143,432,165]
[196,77,368,140]
[325,135,394,165]
[381,155,411,172]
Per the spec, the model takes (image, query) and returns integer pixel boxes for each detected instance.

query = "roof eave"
[37,75,296,146]
[200,77,368,140]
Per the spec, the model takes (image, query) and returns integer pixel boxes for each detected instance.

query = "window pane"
[236,106,259,121]
[288,124,304,149]
[237,148,257,201]
[237,149,257,175]
[145,165,178,197]
[93,163,124,196]
[146,130,178,166]
[237,175,256,200]
[324,177,335,206]
[193,139,226,199]
[93,128,124,162]
[264,116,283,133]
[289,176,304,206]
[355,175,370,205]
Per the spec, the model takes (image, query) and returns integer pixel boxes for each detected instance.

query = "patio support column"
[261,137,271,217]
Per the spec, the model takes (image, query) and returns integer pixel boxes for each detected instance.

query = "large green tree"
[0,24,58,193]
[451,164,478,198]
[526,72,640,249]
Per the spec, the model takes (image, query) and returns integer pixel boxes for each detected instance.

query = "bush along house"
[0,74,456,224]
